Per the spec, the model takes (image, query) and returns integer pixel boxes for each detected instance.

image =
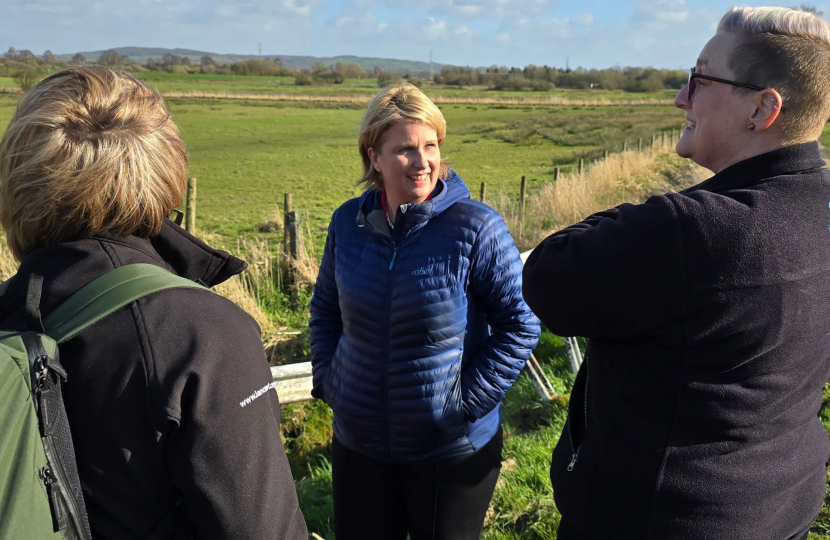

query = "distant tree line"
[0,47,702,94]
[434,65,688,92]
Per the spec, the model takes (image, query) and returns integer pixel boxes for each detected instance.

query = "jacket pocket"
[437,360,467,442]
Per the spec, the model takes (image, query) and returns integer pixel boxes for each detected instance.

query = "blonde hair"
[0,66,188,261]
[718,6,830,142]
[358,83,450,190]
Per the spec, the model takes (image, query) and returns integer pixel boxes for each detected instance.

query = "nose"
[412,148,429,170]
[675,84,690,110]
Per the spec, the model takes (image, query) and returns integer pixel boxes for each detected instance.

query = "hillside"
[53,47,450,73]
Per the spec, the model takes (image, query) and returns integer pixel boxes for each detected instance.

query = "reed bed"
[157,90,672,107]
[491,142,710,250]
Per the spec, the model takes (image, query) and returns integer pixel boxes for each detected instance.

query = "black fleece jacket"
[523,143,830,540]
[0,221,307,540]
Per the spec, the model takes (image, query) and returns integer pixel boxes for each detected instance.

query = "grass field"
[0,94,686,244]
[133,72,678,102]
[1,85,830,539]
[0,72,678,103]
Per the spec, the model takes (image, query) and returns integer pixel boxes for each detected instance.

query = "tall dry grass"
[0,232,301,359]
[0,239,18,281]
[159,90,672,107]
[491,141,710,250]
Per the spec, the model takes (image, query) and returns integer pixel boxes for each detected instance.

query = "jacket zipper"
[567,352,589,472]
[382,238,399,458]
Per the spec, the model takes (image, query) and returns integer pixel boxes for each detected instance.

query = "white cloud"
[634,0,689,25]
[423,17,448,40]
[455,25,473,36]
[497,32,510,42]
[282,0,313,16]
[572,14,594,26]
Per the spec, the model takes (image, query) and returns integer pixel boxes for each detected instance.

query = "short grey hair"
[717,6,830,143]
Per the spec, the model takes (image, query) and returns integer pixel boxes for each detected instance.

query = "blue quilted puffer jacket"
[309,171,540,462]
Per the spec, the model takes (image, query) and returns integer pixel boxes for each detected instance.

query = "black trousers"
[331,429,503,540]
[557,519,812,540]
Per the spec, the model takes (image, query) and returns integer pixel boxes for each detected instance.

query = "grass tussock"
[491,142,711,250]
[0,240,17,281]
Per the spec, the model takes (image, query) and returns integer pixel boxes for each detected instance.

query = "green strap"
[42,264,209,343]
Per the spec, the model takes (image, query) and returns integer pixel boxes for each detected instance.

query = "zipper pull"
[389,250,397,270]
[567,452,579,472]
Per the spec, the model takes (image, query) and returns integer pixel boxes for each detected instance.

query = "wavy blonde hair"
[358,83,450,190]
[0,66,188,261]
[718,6,830,142]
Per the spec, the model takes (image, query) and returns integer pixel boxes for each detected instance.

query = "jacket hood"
[0,220,247,316]
[356,169,470,236]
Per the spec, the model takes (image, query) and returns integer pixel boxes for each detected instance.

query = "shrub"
[295,72,314,86]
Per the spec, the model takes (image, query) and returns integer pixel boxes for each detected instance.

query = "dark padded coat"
[523,143,830,540]
[309,172,540,462]
[0,221,307,540]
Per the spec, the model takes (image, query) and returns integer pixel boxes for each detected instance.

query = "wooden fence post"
[185,177,197,233]
[638,138,642,151]
[288,210,299,311]
[283,193,292,253]
[578,158,584,175]
[623,141,627,152]
[554,167,559,181]
[480,182,486,203]
[519,176,527,224]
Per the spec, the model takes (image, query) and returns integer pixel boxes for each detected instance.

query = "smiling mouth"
[408,173,431,183]
[685,118,696,130]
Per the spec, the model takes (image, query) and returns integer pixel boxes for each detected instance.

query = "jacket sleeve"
[308,216,341,401]
[157,294,308,540]
[462,213,542,421]
[522,194,687,339]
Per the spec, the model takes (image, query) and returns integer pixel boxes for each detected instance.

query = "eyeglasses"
[688,67,764,100]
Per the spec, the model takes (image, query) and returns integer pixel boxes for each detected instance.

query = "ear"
[748,89,782,131]
[367,146,381,173]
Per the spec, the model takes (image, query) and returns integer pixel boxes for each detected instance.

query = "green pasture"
[2,89,829,539]
[0,94,688,242]
[158,99,683,241]
[131,72,676,102]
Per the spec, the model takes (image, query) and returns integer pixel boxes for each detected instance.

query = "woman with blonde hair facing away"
[524,7,830,540]
[0,66,307,539]
[309,83,540,539]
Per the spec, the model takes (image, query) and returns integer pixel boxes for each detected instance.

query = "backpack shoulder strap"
[42,263,210,343]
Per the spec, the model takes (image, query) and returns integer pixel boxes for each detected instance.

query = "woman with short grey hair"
[523,6,830,540]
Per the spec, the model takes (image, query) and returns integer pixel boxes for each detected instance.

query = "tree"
[12,68,44,91]
[71,53,85,64]
[97,49,120,66]
[5,47,15,59]
[201,55,217,67]
[15,50,37,62]
[42,50,56,63]
[162,53,182,66]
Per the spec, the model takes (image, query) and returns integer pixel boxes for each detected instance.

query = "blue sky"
[4,1,826,69]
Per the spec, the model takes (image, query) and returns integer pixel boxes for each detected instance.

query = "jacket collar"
[356,169,471,238]
[1,220,246,308]
[145,219,247,286]
[684,141,826,194]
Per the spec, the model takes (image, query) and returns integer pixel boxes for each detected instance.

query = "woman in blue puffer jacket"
[309,83,540,540]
